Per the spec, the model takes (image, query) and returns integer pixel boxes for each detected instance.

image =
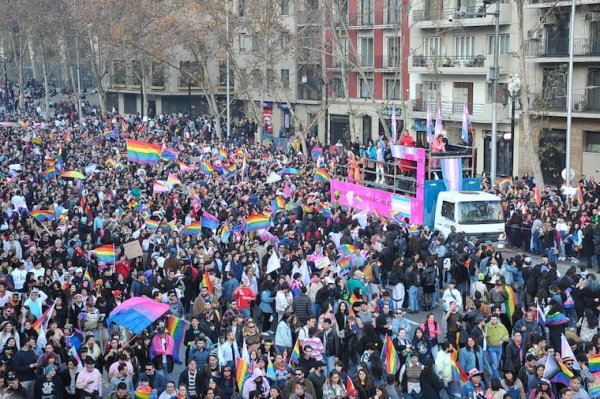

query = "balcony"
[411,100,510,123]
[526,38,600,58]
[412,3,511,27]
[411,55,486,75]
[529,91,600,116]
[347,9,404,28]
[297,9,319,26]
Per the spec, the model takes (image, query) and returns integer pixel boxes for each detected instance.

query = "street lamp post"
[483,0,501,184]
[507,74,521,178]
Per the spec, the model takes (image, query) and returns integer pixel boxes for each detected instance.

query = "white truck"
[433,191,506,247]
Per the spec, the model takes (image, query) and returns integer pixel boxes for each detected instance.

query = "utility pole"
[75,36,83,124]
[565,0,576,188]
[226,0,231,139]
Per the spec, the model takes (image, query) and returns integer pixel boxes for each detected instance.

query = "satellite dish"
[561,168,575,181]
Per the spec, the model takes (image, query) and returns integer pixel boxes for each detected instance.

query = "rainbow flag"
[126,139,162,165]
[289,339,301,364]
[505,285,517,322]
[271,197,285,213]
[218,148,229,160]
[82,267,94,289]
[533,186,541,205]
[451,358,469,385]
[104,126,120,139]
[32,303,55,334]
[177,161,196,172]
[220,223,231,243]
[390,210,404,223]
[18,119,28,128]
[408,226,420,236]
[30,210,55,221]
[588,354,600,373]
[225,163,237,174]
[167,173,182,186]
[302,205,313,214]
[245,214,271,232]
[545,311,568,326]
[166,315,187,364]
[153,181,170,194]
[134,385,153,399]
[92,244,116,264]
[56,144,63,168]
[236,357,249,392]
[42,166,56,180]
[145,219,160,231]
[339,244,358,257]
[382,335,400,375]
[543,355,574,385]
[181,221,201,236]
[201,211,220,229]
[200,162,215,175]
[281,167,300,175]
[161,148,179,162]
[498,177,512,189]
[318,202,332,218]
[60,170,86,180]
[577,184,584,205]
[267,356,277,381]
[201,271,215,295]
[314,168,330,183]
[338,256,353,276]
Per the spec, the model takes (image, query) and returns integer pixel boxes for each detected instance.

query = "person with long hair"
[411,327,432,364]
[322,371,346,399]
[485,378,507,399]
[259,279,275,332]
[528,379,554,399]
[420,313,442,358]
[459,336,491,378]
[501,369,526,399]
[353,367,375,399]
[419,359,444,399]
[577,308,599,342]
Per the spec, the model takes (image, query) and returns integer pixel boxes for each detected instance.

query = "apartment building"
[408,0,519,177]
[525,0,600,183]
[324,0,411,145]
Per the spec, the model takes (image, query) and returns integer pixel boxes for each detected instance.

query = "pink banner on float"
[330,180,424,225]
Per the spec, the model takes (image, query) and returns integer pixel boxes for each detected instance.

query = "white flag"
[266,251,281,274]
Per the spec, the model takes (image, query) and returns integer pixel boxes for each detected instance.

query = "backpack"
[423,266,436,286]
[363,262,376,283]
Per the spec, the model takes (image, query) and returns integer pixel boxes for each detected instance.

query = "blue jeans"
[404,392,421,399]
[409,286,419,312]
[487,345,503,379]
[547,248,557,263]
[324,355,336,375]
[443,380,456,399]
[311,302,320,318]
[240,308,251,318]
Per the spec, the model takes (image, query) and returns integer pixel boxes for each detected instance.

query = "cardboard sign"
[123,240,143,260]
[314,256,331,269]
[189,156,202,164]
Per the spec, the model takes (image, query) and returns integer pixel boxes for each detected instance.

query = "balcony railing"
[348,9,404,27]
[413,6,487,23]
[412,100,483,116]
[412,55,486,68]
[527,38,600,57]
[529,91,600,113]
[297,84,320,101]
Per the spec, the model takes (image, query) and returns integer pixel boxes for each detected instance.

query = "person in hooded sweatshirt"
[242,369,271,399]
[33,364,64,399]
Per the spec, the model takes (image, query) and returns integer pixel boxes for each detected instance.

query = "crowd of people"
[0,95,598,399]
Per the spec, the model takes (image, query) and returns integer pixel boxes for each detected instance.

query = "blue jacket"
[458,347,491,376]
[189,344,211,369]
[139,371,166,395]
[460,380,487,399]
[222,277,239,302]
[259,289,274,314]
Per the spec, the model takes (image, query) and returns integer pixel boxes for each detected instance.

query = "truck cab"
[434,191,506,245]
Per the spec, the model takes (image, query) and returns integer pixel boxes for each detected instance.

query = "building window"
[252,35,260,52]
[386,36,401,68]
[359,36,374,68]
[455,36,475,59]
[279,33,290,50]
[486,82,507,103]
[219,63,227,86]
[415,81,439,111]
[251,69,262,90]
[267,69,276,92]
[359,77,373,99]
[359,0,374,25]
[238,34,247,52]
[585,131,600,152]
[333,37,348,67]
[385,79,401,100]
[113,60,126,85]
[280,0,289,15]
[386,0,402,24]
[424,36,441,57]
[238,0,245,16]
[488,34,510,55]
[281,69,290,88]
[151,62,165,87]
[331,77,345,97]
[180,61,202,87]
[452,82,473,113]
